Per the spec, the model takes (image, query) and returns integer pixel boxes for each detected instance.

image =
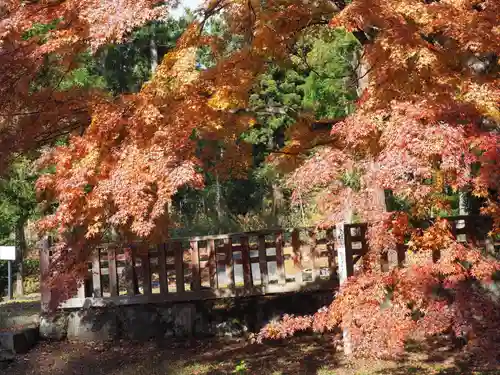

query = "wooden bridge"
[40,215,496,310]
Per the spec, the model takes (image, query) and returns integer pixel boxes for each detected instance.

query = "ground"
[1,299,499,375]
[4,335,499,375]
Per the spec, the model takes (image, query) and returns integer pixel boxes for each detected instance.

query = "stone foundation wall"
[40,291,334,342]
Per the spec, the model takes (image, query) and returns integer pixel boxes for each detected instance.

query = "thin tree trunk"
[271,182,284,225]
[150,35,158,74]
[14,218,26,297]
[215,172,222,224]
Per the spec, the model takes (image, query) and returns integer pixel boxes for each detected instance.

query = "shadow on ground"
[5,333,499,375]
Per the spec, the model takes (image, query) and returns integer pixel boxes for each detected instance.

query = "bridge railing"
[40,215,496,310]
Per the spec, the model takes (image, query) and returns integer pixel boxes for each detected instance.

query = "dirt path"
[4,335,498,375]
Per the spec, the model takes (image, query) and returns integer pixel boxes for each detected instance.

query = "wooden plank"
[125,247,138,296]
[141,249,152,296]
[336,223,353,284]
[158,243,168,294]
[326,228,336,280]
[91,249,102,297]
[397,244,407,267]
[291,229,302,283]
[77,281,86,299]
[387,248,398,269]
[225,238,235,290]
[60,279,338,309]
[309,230,319,281]
[258,235,268,286]
[190,240,201,292]
[380,252,389,272]
[174,241,185,293]
[40,236,51,313]
[208,239,217,288]
[275,232,286,285]
[240,236,252,290]
[108,247,118,297]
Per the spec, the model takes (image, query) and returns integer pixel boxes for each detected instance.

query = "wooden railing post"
[336,223,353,283]
[125,246,138,295]
[291,229,302,284]
[108,246,118,297]
[141,249,152,296]
[326,228,336,280]
[275,232,286,285]
[225,237,235,290]
[258,235,268,286]
[190,240,201,292]
[309,230,319,281]
[241,236,252,291]
[335,222,353,356]
[77,280,86,299]
[91,249,102,297]
[158,243,168,294]
[208,239,217,288]
[174,241,185,293]
[40,236,51,313]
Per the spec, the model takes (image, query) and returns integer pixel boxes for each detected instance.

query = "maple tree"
[258,0,500,361]
[1,0,499,361]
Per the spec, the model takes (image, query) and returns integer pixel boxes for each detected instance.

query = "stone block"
[214,320,248,338]
[39,314,68,341]
[0,348,15,370]
[0,314,39,330]
[157,307,174,325]
[173,304,195,337]
[119,306,165,341]
[194,312,213,337]
[0,326,39,354]
[67,310,117,342]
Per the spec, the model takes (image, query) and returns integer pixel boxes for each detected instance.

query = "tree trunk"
[150,34,158,74]
[354,47,388,216]
[14,218,27,297]
[215,172,222,224]
[271,182,284,225]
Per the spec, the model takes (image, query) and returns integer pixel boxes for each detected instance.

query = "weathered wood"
[47,215,495,311]
[108,247,118,297]
[40,237,51,313]
[141,250,152,296]
[60,279,338,308]
[309,230,320,281]
[335,223,353,284]
[225,238,235,289]
[208,239,217,288]
[158,243,168,294]
[326,228,336,280]
[77,281,86,299]
[397,244,407,267]
[387,248,399,270]
[174,241,185,293]
[275,232,286,285]
[258,235,268,286]
[91,250,102,297]
[125,247,138,296]
[291,229,302,283]
[190,240,201,292]
[380,252,389,272]
[240,236,252,290]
